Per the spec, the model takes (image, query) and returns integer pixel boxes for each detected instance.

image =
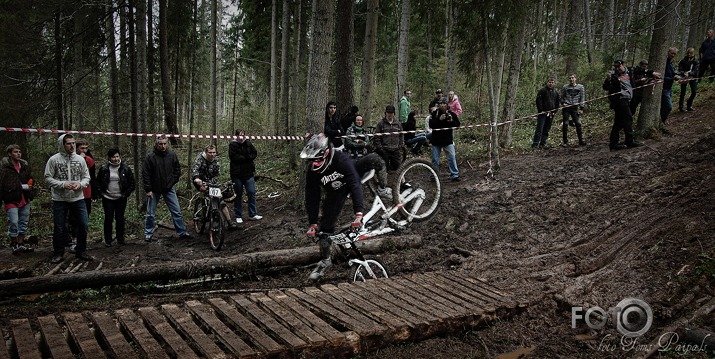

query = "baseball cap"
[385,105,396,113]
[439,96,449,104]
[613,59,624,66]
[435,89,443,94]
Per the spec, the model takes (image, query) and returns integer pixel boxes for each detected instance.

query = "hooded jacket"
[142,143,181,193]
[0,156,33,206]
[229,139,257,181]
[44,134,90,202]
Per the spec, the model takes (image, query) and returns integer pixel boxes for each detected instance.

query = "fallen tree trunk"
[0,236,422,297]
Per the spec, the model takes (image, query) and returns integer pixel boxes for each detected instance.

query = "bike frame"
[323,230,385,279]
[357,170,426,240]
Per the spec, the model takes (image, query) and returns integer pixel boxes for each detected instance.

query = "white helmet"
[300,134,334,173]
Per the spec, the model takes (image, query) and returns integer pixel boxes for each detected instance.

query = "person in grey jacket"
[44,134,92,263]
[560,74,587,146]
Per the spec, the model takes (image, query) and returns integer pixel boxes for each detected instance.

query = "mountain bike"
[191,181,235,251]
[312,158,441,282]
[359,157,441,238]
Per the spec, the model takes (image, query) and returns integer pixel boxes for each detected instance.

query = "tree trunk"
[55,11,64,129]
[211,0,218,142]
[128,0,139,153]
[360,0,379,124]
[289,0,303,172]
[602,0,614,49]
[159,0,179,135]
[106,0,120,148]
[305,0,334,133]
[270,0,278,135]
[583,0,594,64]
[445,0,455,91]
[637,0,676,137]
[564,0,582,76]
[136,0,148,206]
[0,236,422,297]
[395,0,410,105]
[499,5,529,148]
[279,0,290,137]
[335,0,355,114]
[147,0,155,136]
[483,13,499,171]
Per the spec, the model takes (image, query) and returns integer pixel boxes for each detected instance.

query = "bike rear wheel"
[209,209,224,251]
[349,257,389,282]
[392,158,441,222]
[193,199,207,234]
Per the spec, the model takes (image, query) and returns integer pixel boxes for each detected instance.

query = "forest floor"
[1,87,715,358]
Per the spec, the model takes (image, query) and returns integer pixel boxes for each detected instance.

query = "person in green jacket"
[399,90,411,123]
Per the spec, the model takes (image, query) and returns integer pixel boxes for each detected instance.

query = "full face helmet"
[300,133,333,173]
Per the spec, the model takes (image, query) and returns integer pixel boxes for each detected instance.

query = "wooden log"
[0,235,421,297]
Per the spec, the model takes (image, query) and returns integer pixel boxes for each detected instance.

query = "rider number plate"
[209,187,222,198]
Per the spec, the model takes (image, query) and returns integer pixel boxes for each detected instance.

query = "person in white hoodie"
[44,134,92,263]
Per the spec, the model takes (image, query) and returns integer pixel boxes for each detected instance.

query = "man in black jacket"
[142,135,192,241]
[603,60,644,150]
[430,97,461,181]
[532,78,560,149]
[229,129,262,224]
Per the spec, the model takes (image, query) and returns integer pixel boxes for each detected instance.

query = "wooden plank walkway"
[0,271,526,358]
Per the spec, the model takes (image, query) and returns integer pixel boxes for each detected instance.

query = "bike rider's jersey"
[305,151,364,224]
[191,152,221,189]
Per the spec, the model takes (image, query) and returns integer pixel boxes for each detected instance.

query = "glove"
[306,224,318,238]
[351,212,363,233]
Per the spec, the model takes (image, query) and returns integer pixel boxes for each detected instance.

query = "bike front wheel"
[392,158,441,222]
[209,209,224,251]
[349,257,389,282]
[193,199,207,234]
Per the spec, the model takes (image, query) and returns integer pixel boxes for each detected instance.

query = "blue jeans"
[233,177,258,218]
[660,89,672,122]
[532,113,553,147]
[431,144,459,179]
[144,188,188,237]
[6,204,30,238]
[52,199,88,255]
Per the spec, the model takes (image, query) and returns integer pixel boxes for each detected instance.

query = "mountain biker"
[301,133,364,281]
[191,144,237,229]
[344,115,392,199]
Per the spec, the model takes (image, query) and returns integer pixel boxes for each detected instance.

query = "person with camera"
[344,115,392,198]
[430,97,461,182]
[629,60,658,115]
[532,78,560,149]
[191,144,237,229]
[678,47,699,112]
